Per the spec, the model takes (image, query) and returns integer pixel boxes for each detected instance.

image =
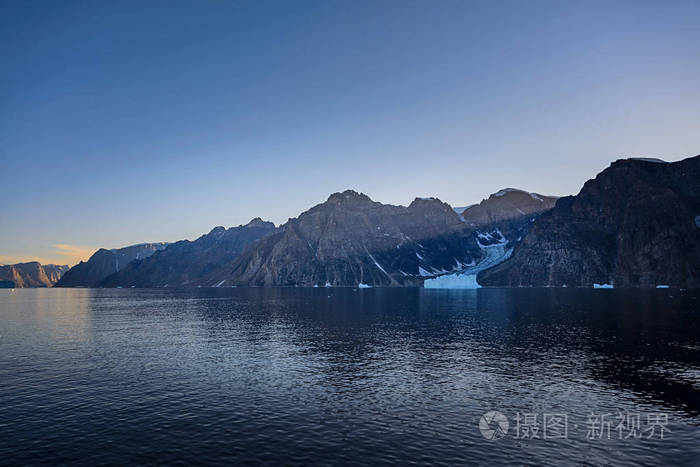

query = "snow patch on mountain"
[493,188,519,197]
[629,157,667,163]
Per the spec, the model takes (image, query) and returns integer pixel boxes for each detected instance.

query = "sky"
[1,0,699,265]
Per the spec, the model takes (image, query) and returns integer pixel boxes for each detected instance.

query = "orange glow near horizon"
[0,244,95,267]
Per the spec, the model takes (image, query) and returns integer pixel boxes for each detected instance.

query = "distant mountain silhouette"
[54,243,168,287]
[0,262,68,287]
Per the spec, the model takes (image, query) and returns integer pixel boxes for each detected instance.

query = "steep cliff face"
[55,243,168,287]
[0,262,68,287]
[98,219,276,287]
[204,190,484,287]
[479,155,700,288]
[42,264,69,284]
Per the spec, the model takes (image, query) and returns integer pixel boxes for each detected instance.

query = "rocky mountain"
[50,188,559,289]
[479,155,700,288]
[198,190,513,287]
[422,189,559,288]
[97,219,276,287]
[43,264,70,283]
[0,262,69,288]
[455,188,558,227]
[54,243,168,287]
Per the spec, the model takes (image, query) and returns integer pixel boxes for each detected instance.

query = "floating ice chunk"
[325,281,332,287]
[424,274,481,289]
[593,283,613,289]
[358,283,371,288]
[656,285,670,289]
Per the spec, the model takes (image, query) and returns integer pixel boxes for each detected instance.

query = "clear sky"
[2,0,699,265]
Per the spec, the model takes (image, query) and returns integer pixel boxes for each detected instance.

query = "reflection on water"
[0,287,698,465]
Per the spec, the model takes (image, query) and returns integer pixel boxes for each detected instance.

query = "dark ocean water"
[0,287,699,466]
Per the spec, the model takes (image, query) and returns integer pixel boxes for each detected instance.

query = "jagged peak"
[245,217,275,228]
[491,187,527,197]
[326,189,374,204]
[486,188,555,203]
[209,226,226,235]
[408,196,450,209]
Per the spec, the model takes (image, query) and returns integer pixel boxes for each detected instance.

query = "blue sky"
[2,0,699,265]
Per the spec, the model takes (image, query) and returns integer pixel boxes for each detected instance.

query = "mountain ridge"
[54,243,168,287]
[0,262,69,288]
[479,155,700,288]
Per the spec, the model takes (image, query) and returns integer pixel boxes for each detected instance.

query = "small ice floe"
[325,281,332,287]
[593,283,613,289]
[656,285,670,289]
[313,284,319,288]
[358,283,371,288]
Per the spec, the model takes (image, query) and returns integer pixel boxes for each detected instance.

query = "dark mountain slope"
[479,155,700,288]
[98,219,276,287]
[54,243,168,287]
[201,191,484,287]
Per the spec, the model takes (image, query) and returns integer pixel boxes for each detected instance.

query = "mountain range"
[50,154,700,289]
[54,243,168,287]
[0,262,69,288]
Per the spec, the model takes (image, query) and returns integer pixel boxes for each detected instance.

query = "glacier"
[424,231,512,289]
